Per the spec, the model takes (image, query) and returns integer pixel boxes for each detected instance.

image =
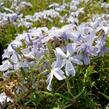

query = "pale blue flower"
[47,43,83,91]
[47,66,65,91]
[54,43,83,77]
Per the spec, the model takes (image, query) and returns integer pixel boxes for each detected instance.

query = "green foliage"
[0,24,16,48]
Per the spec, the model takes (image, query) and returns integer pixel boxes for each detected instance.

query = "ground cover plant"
[0,0,109,109]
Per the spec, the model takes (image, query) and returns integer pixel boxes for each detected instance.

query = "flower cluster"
[0,0,87,28]
[1,17,109,90]
[0,0,109,93]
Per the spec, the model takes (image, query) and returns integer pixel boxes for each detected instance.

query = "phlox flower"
[47,43,83,91]
[47,65,65,91]
[54,43,83,76]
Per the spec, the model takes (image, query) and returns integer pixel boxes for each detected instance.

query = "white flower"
[54,43,82,76]
[0,92,13,107]
[47,64,65,91]
[47,43,83,91]
[0,60,12,72]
